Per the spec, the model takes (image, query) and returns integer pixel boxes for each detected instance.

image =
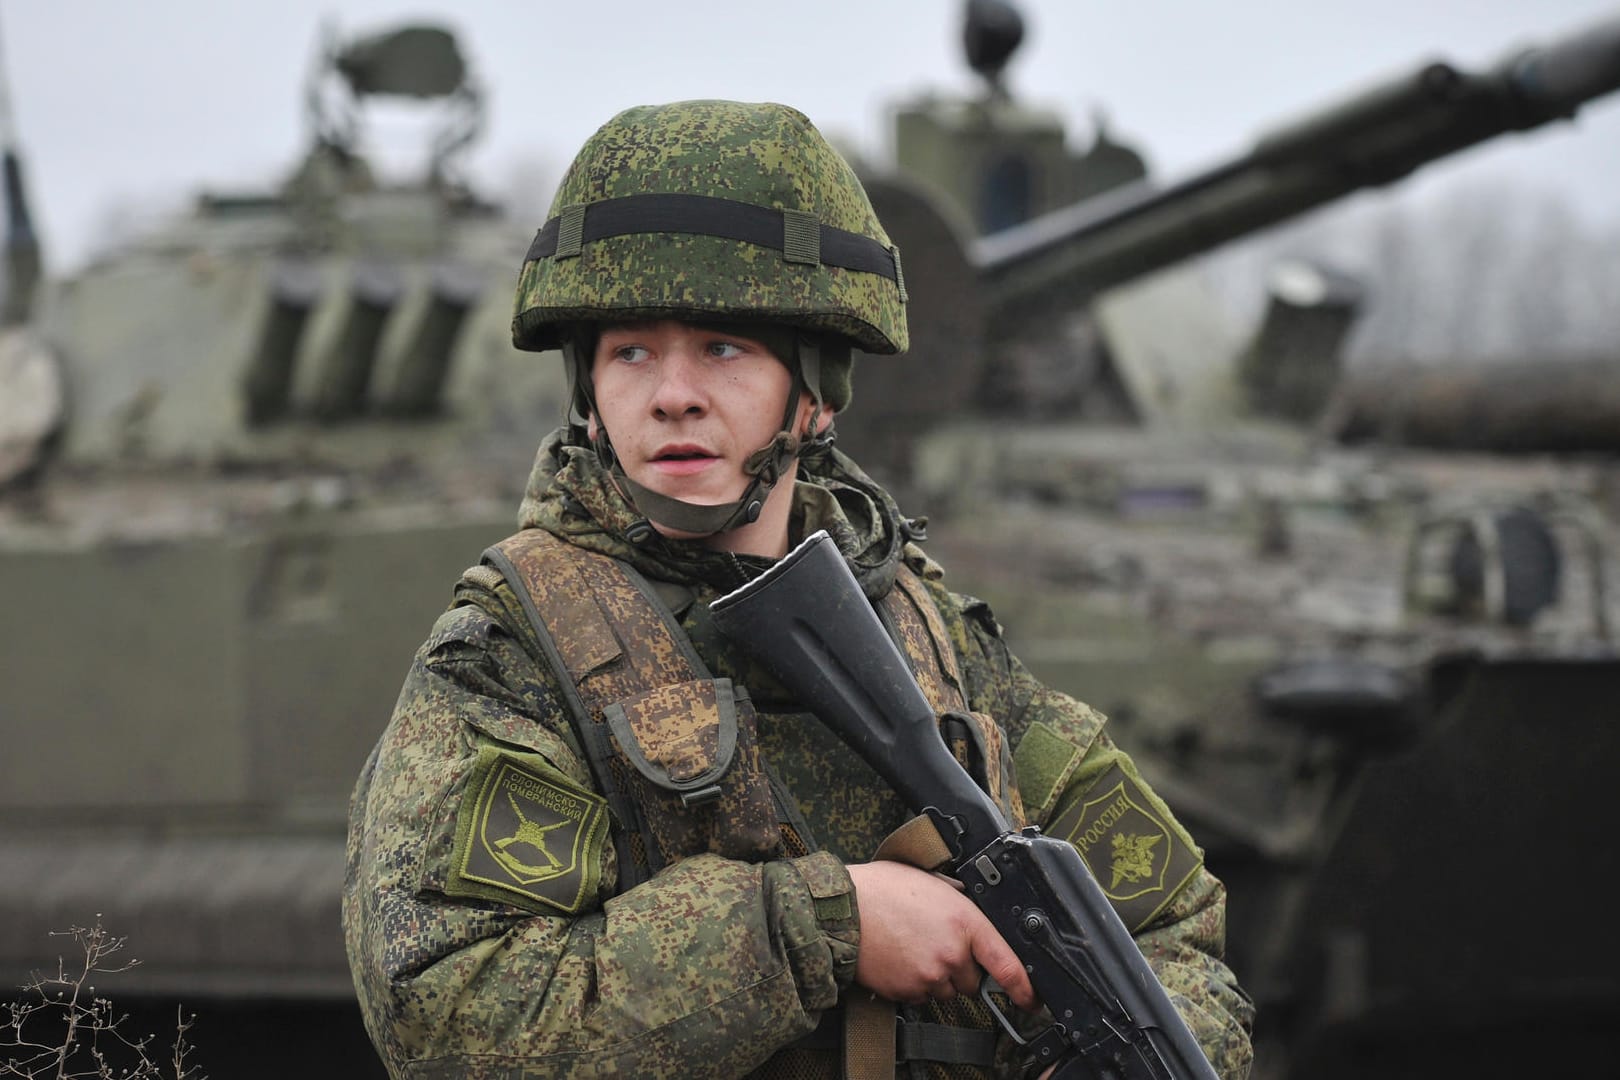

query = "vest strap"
[842,994,896,1080]
[896,1018,998,1068]
[481,540,648,892]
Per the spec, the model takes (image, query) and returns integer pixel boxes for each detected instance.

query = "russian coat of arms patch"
[1048,762,1201,931]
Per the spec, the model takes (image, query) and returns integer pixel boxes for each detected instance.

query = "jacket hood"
[515,427,924,598]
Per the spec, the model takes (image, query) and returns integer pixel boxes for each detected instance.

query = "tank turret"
[841,9,1620,477]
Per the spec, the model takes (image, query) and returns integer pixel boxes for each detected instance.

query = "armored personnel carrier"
[0,22,556,1078]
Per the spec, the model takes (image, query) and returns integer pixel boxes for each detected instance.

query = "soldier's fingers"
[947,966,978,998]
[969,922,1036,1010]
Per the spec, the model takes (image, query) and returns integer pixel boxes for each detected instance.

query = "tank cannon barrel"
[974,13,1620,339]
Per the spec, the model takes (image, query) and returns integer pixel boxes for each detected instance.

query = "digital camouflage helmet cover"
[511,99,907,355]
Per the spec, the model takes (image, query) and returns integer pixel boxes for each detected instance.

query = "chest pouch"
[603,677,780,864]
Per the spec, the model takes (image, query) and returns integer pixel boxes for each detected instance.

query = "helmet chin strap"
[569,334,828,540]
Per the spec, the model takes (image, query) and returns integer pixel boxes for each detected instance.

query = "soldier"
[343,99,1253,1079]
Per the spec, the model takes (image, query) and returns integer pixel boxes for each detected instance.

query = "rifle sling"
[872,813,953,872]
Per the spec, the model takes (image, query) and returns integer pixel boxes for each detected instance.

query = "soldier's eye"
[613,345,650,364]
[706,341,745,359]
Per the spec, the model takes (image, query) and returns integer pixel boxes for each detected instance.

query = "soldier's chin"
[646,517,710,541]
[644,493,738,541]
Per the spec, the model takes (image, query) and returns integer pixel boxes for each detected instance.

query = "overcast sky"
[5,0,1620,273]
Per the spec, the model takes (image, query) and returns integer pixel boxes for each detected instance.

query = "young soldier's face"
[590,320,825,545]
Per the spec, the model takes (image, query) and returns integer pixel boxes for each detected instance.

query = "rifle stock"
[711,529,1220,1080]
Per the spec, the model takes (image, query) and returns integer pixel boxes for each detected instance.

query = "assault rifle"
[710,530,1219,1080]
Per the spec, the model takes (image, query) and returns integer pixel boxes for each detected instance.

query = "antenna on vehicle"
[0,5,42,326]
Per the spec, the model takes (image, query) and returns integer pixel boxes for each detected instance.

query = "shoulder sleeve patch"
[446,745,608,915]
[1013,720,1082,819]
[1045,761,1203,932]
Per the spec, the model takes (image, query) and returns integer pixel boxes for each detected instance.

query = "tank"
[868,4,1620,1078]
[4,7,1620,1079]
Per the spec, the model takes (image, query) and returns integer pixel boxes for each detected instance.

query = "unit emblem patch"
[1048,762,1201,931]
[447,746,607,915]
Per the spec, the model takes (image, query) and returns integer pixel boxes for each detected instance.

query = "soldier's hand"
[845,861,1036,1010]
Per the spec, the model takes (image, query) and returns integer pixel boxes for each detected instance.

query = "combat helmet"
[511,99,909,536]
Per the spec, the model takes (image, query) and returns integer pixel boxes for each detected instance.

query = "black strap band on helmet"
[526,193,902,283]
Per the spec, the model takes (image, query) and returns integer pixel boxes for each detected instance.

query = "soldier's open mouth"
[650,446,719,476]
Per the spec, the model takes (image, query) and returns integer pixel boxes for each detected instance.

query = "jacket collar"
[516,427,915,598]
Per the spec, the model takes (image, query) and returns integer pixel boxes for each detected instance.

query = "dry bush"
[1,918,203,1080]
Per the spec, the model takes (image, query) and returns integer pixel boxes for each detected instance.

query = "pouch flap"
[603,677,739,796]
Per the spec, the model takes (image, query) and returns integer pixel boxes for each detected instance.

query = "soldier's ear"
[798,395,835,436]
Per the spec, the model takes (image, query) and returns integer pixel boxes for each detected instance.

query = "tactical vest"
[483,528,1025,1078]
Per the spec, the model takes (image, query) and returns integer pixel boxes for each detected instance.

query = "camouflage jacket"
[343,430,1254,1079]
